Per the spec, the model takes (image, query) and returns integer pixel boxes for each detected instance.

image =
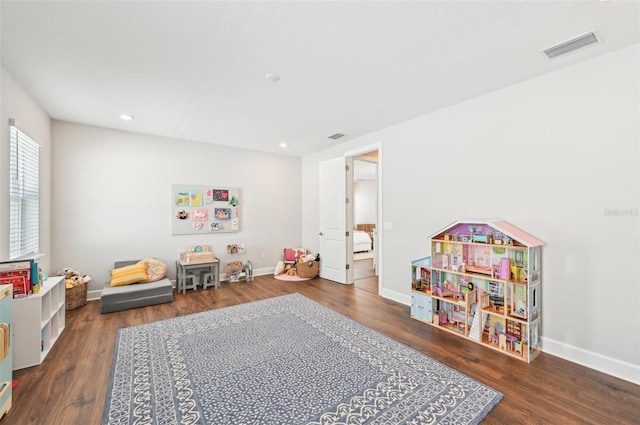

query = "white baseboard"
[88,270,276,301]
[381,288,410,306]
[86,275,638,385]
[87,290,101,302]
[254,267,274,276]
[541,336,639,385]
[377,290,639,385]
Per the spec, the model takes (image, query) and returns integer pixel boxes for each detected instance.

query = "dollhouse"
[411,220,544,362]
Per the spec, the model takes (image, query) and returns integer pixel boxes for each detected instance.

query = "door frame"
[345,142,382,291]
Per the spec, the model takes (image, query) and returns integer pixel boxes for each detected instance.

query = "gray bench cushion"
[100,260,174,314]
[100,278,173,313]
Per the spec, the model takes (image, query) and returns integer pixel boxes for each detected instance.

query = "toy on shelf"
[227,243,245,254]
[226,260,253,282]
[226,261,245,282]
[436,285,454,298]
[180,245,215,264]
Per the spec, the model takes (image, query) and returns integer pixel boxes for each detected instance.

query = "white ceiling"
[1,1,638,157]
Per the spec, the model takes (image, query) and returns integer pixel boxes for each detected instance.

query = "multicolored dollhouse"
[411,219,544,362]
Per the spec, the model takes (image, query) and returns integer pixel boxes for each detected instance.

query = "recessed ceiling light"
[265,74,280,83]
[120,114,134,121]
[279,142,288,148]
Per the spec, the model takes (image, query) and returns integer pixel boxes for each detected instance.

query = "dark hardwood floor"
[3,275,639,424]
[354,258,378,294]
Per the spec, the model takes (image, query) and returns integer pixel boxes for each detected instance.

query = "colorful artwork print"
[190,190,203,206]
[215,208,231,220]
[212,189,229,201]
[171,184,240,235]
[203,188,213,204]
[191,208,209,221]
[175,191,190,206]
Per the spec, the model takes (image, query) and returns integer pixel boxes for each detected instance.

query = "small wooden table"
[504,333,518,351]
[177,258,220,294]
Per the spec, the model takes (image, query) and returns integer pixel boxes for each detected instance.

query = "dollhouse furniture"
[435,286,453,298]
[488,326,499,345]
[514,340,523,355]
[504,333,518,351]
[498,333,508,351]
[411,219,544,362]
[411,258,433,323]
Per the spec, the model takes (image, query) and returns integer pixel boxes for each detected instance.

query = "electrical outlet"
[260,252,266,259]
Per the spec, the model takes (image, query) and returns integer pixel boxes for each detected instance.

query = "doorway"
[351,150,379,294]
[318,144,382,289]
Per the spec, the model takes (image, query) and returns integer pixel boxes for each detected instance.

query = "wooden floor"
[354,258,378,294]
[3,275,639,424]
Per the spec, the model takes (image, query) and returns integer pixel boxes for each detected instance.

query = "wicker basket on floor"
[65,282,87,310]
[297,260,319,279]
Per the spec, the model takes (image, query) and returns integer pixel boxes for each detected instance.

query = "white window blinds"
[9,119,40,259]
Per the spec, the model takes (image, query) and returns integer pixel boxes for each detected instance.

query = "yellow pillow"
[140,258,167,282]
[110,261,149,287]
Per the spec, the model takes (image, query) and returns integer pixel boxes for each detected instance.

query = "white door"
[319,157,349,284]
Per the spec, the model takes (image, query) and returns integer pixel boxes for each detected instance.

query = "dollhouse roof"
[428,219,544,247]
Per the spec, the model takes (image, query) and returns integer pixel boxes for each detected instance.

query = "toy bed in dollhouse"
[354,230,373,253]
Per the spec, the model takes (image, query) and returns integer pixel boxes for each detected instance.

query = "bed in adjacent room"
[353,230,373,253]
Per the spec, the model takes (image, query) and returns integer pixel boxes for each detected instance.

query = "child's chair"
[488,325,499,345]
[176,261,197,294]
[498,333,507,351]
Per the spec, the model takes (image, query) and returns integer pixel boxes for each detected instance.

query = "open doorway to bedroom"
[352,151,378,294]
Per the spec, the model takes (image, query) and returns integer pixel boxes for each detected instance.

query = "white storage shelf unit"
[13,276,65,370]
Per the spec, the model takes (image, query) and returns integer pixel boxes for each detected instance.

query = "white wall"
[354,180,376,226]
[51,121,302,296]
[0,67,53,273]
[302,44,639,383]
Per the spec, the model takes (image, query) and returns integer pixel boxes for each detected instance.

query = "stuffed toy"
[300,254,316,263]
[58,267,79,279]
[58,267,91,289]
[285,264,297,276]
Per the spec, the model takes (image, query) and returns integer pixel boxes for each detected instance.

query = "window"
[9,119,40,259]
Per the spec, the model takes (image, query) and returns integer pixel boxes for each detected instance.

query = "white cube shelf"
[12,276,65,370]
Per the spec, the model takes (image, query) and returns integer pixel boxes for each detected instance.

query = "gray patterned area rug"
[103,293,502,424]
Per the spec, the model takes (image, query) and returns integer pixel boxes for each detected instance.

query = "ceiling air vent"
[327,133,345,140]
[543,32,598,59]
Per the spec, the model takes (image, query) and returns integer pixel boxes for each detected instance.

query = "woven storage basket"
[297,260,319,279]
[65,282,87,310]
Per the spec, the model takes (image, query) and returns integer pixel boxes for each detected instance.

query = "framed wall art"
[171,184,241,235]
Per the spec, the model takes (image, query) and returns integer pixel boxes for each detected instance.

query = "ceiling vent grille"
[327,133,345,140]
[543,32,598,59]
